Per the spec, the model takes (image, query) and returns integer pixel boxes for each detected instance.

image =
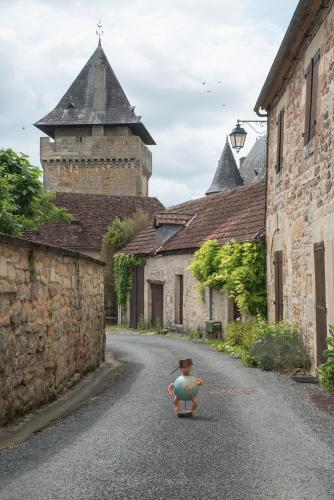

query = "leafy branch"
[189,239,267,316]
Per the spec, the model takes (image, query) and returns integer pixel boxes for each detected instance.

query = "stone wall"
[41,125,152,196]
[0,235,105,425]
[142,253,232,333]
[266,5,334,364]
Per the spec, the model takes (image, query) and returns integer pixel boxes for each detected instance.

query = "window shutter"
[304,61,313,145]
[310,49,320,141]
[274,250,283,322]
[279,109,285,171]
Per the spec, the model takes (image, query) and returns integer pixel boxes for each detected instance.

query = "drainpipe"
[255,108,268,118]
[209,287,213,321]
[118,304,122,325]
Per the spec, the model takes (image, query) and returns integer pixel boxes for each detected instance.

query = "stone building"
[121,181,266,332]
[26,41,163,320]
[35,40,155,197]
[254,0,334,365]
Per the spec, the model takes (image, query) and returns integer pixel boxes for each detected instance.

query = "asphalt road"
[1,333,334,500]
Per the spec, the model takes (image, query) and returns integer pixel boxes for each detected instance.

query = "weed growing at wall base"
[319,325,334,393]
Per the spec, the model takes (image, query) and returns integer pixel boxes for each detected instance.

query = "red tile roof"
[23,193,164,250]
[121,181,266,255]
[154,212,194,227]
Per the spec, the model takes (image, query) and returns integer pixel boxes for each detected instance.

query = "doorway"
[314,242,327,364]
[151,283,164,329]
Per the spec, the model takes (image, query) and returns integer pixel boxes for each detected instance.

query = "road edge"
[0,353,123,451]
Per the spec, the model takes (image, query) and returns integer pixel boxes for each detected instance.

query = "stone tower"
[34,42,155,197]
[206,137,243,195]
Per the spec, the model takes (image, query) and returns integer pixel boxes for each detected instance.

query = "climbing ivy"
[189,239,267,317]
[114,253,146,308]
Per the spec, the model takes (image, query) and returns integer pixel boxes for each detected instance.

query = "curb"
[0,354,123,452]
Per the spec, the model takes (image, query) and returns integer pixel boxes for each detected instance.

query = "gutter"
[254,0,330,113]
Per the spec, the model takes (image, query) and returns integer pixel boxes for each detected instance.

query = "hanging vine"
[114,253,146,309]
[189,239,267,317]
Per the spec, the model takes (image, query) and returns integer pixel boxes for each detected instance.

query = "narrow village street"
[1,333,334,500]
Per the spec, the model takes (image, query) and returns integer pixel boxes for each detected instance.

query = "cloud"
[0,0,298,205]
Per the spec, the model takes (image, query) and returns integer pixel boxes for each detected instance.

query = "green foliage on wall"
[102,211,150,308]
[114,253,146,308]
[0,148,72,235]
[189,239,267,316]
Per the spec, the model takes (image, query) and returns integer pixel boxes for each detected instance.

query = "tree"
[0,148,72,236]
[102,210,150,314]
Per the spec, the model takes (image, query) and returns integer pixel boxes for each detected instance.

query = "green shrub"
[251,333,310,371]
[319,325,334,393]
[212,319,309,372]
[224,317,269,352]
[186,329,201,340]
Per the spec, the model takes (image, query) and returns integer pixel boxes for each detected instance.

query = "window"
[174,275,183,324]
[274,250,283,322]
[276,108,285,173]
[304,49,320,145]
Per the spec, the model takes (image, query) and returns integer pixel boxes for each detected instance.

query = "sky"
[0,0,299,207]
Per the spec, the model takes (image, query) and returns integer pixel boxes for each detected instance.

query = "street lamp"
[229,119,267,152]
[229,121,247,152]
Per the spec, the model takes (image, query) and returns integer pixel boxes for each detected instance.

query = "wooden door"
[274,250,283,322]
[179,275,183,325]
[129,266,144,329]
[151,283,163,328]
[175,275,183,324]
[314,242,327,364]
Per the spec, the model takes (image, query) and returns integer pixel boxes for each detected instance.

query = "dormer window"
[154,212,194,245]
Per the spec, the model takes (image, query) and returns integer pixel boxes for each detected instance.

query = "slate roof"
[34,44,155,145]
[239,135,267,186]
[121,180,266,256]
[23,193,164,250]
[206,138,244,195]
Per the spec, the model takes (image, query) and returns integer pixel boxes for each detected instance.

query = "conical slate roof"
[34,43,155,145]
[239,135,267,186]
[206,138,243,195]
